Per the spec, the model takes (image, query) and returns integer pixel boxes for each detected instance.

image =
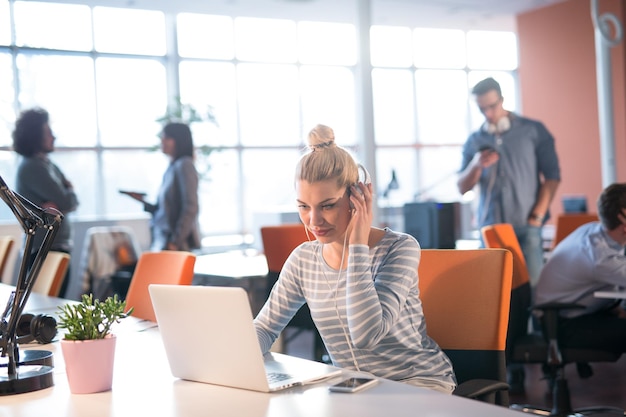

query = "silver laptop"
[148,284,342,392]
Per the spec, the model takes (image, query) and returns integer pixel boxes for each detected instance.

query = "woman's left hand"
[348,181,373,245]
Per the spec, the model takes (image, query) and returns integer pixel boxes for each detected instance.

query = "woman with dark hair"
[12,107,79,298]
[125,122,200,252]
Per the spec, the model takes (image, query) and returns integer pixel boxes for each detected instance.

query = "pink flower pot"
[61,335,116,394]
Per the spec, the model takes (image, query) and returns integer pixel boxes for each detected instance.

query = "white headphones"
[483,116,511,135]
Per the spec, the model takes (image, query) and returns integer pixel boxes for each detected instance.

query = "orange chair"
[124,251,196,322]
[419,248,513,405]
[551,213,599,249]
[31,251,71,297]
[481,223,533,366]
[260,223,326,361]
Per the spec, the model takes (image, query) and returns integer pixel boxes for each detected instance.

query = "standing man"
[457,77,561,287]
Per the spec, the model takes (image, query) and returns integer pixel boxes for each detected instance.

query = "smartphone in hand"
[328,377,378,393]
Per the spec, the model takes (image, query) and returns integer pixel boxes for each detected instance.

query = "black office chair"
[511,302,624,416]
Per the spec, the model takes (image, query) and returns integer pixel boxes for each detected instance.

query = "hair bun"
[308,124,335,151]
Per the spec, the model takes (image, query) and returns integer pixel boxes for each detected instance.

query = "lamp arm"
[0,175,63,376]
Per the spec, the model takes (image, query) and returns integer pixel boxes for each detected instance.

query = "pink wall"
[517,0,626,220]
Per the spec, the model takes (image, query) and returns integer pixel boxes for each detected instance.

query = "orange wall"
[517,0,626,221]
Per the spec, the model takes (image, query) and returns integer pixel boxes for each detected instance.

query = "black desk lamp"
[382,169,399,198]
[0,175,62,395]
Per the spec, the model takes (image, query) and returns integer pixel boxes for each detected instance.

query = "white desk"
[0,286,523,417]
[594,290,626,299]
[193,251,269,315]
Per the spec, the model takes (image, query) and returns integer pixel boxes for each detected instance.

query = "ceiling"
[36,0,570,31]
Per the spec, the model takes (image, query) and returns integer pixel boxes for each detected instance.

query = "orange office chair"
[31,251,71,297]
[124,251,196,322]
[481,224,533,369]
[551,213,599,249]
[260,223,326,362]
[419,248,513,405]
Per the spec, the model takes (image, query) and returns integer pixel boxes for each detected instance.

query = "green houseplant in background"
[57,294,133,394]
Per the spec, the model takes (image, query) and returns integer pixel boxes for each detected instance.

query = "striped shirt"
[254,228,456,390]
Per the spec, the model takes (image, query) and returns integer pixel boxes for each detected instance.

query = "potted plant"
[57,294,133,394]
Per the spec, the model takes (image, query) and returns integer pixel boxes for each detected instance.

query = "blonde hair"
[295,124,359,189]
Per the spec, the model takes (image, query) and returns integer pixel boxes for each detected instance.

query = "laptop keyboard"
[267,372,292,384]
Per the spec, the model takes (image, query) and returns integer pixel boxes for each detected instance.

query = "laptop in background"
[148,284,342,392]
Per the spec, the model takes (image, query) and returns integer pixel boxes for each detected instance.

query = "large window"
[0,1,518,247]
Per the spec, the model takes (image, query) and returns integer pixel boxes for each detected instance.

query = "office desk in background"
[193,250,269,315]
[594,290,626,299]
[0,284,525,417]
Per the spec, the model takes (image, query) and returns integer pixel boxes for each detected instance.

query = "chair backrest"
[480,223,533,362]
[552,213,599,249]
[259,223,318,336]
[480,223,530,290]
[125,251,196,322]
[418,249,512,389]
[260,223,311,274]
[32,251,71,297]
[80,225,143,298]
[0,236,15,282]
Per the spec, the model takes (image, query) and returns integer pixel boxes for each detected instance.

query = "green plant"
[157,96,218,126]
[57,294,134,341]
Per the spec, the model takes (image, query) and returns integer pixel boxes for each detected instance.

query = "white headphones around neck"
[483,115,511,135]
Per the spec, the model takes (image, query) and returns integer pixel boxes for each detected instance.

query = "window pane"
[201,149,241,235]
[0,153,19,221]
[93,7,165,55]
[298,21,356,65]
[0,2,10,45]
[300,66,356,144]
[14,1,92,51]
[96,57,167,147]
[375,148,418,207]
[237,63,300,146]
[177,13,234,60]
[370,25,412,68]
[415,69,468,144]
[102,150,167,216]
[241,148,301,234]
[179,61,238,147]
[16,54,97,147]
[416,146,463,202]
[235,17,297,63]
[0,53,14,147]
[49,151,98,218]
[468,71,517,130]
[467,31,518,70]
[372,69,415,145]
[414,28,466,69]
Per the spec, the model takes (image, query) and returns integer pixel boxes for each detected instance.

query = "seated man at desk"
[535,182,626,352]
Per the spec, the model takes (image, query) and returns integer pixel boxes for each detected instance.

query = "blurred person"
[457,77,561,286]
[457,77,561,393]
[124,122,200,252]
[535,183,626,353]
[12,107,79,298]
